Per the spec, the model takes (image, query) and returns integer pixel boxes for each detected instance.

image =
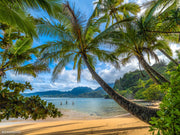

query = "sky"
[6,0,180,93]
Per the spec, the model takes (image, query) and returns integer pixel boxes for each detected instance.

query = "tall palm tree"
[39,2,159,124]
[0,26,49,84]
[137,2,180,65]
[95,0,140,28]
[101,21,170,84]
[93,0,170,84]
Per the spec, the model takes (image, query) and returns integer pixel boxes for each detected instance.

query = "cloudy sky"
[6,0,180,93]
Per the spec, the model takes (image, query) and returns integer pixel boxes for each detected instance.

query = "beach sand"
[0,109,152,135]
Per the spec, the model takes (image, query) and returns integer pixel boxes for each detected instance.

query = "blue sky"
[6,0,180,92]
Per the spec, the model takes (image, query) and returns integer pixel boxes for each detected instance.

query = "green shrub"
[143,84,164,101]
[150,66,180,135]
[0,81,62,121]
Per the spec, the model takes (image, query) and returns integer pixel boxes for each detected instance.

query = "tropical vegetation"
[113,61,168,101]
[0,0,180,134]
[0,0,62,121]
[0,80,61,121]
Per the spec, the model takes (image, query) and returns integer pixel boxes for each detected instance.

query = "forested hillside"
[113,61,169,100]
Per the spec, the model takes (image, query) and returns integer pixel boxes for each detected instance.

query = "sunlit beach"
[0,0,179,135]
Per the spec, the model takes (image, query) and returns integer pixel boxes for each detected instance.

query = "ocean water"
[42,98,147,118]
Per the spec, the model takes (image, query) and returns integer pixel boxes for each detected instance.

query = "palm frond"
[2,0,63,17]
[90,17,135,44]
[10,38,33,55]
[52,53,74,81]
[117,3,140,15]
[0,3,37,37]
[13,62,49,77]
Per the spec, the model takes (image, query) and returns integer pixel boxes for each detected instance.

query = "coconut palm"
[142,0,180,35]
[0,26,49,83]
[101,21,170,84]
[95,0,179,66]
[137,1,180,65]
[93,0,171,84]
[94,0,140,28]
[38,2,159,123]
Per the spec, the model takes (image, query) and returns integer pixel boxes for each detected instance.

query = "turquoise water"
[42,98,147,118]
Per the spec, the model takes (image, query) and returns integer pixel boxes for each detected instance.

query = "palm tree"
[96,0,178,66]
[95,0,140,28]
[39,2,159,124]
[93,0,171,84]
[137,2,180,65]
[0,26,49,84]
[0,0,62,37]
[101,21,170,84]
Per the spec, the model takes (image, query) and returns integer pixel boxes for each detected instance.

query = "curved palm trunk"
[82,54,159,124]
[0,74,3,90]
[138,58,161,85]
[160,49,179,66]
[142,58,170,83]
[138,56,170,84]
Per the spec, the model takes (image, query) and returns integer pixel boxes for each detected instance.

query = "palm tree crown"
[0,25,49,81]
[39,1,120,82]
[100,20,170,84]
[95,0,140,28]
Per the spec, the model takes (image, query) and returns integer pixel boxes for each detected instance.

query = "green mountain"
[23,87,106,98]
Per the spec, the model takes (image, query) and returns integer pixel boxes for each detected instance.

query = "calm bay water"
[42,98,148,118]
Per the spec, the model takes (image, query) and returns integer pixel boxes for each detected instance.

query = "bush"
[150,66,180,135]
[143,84,164,101]
[0,81,62,121]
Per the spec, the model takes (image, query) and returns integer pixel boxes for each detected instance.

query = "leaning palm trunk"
[137,57,161,84]
[159,49,179,66]
[82,54,159,124]
[138,56,170,84]
[0,76,2,90]
[141,58,170,83]
[137,56,161,84]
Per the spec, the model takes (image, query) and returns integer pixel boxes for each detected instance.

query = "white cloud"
[6,41,180,93]
[4,0,180,94]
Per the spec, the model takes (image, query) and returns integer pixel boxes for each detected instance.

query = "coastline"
[0,109,151,135]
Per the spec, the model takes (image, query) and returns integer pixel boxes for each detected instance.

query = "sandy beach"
[0,109,152,135]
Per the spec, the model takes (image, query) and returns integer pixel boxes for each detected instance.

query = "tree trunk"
[137,57,161,84]
[160,49,179,66]
[0,76,2,90]
[82,54,159,124]
[139,56,170,84]
[143,58,170,83]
